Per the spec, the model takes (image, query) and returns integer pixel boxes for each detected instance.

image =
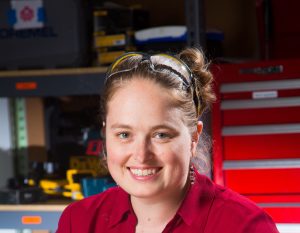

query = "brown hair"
[101,47,216,173]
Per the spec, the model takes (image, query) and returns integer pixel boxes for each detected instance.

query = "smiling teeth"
[131,168,157,176]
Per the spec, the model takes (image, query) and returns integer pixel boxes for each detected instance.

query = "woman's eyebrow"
[110,124,132,129]
[151,124,177,131]
[110,124,178,131]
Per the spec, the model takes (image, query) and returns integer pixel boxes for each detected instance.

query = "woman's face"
[105,78,198,200]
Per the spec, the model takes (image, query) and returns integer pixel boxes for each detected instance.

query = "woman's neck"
[130,182,190,232]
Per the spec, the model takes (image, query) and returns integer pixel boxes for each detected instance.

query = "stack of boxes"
[93,5,149,65]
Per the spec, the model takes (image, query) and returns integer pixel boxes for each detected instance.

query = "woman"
[56,48,279,233]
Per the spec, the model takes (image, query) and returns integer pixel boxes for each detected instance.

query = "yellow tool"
[39,179,67,195]
[62,169,96,200]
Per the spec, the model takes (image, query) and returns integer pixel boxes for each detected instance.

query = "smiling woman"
[106,79,193,204]
[56,48,279,233]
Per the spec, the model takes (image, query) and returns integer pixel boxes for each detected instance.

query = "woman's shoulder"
[194,173,279,232]
[209,182,278,232]
[56,187,128,232]
[195,173,265,215]
[214,183,261,212]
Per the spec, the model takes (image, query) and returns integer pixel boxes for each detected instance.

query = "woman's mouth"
[128,167,161,180]
[130,168,157,176]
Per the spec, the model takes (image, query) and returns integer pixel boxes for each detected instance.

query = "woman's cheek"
[107,151,120,165]
[107,146,128,165]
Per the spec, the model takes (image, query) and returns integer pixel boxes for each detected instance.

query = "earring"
[190,165,195,185]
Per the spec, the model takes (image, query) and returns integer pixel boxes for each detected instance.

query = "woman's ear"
[191,121,203,157]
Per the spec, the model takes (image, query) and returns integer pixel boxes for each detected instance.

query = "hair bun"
[179,48,216,116]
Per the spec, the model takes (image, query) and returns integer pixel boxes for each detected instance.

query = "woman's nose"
[133,137,154,163]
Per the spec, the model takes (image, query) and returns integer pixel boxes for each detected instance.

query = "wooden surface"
[0,67,107,78]
[0,199,72,211]
[0,204,68,211]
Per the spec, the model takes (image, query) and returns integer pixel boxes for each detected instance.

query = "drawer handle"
[221,97,300,110]
[223,159,300,170]
[239,65,283,75]
[222,123,300,136]
[221,79,300,93]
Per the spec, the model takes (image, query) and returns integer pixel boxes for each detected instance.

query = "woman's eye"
[155,132,170,139]
[118,132,129,139]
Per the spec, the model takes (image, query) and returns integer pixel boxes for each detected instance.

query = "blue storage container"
[81,177,116,197]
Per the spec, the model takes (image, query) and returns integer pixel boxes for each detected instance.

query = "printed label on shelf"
[252,91,278,99]
[21,215,42,225]
[16,82,37,90]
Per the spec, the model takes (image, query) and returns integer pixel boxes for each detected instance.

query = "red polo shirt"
[56,171,279,233]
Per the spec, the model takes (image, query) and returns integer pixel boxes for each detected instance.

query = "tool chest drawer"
[223,132,300,160]
[212,60,300,225]
[212,59,300,193]
[224,168,300,194]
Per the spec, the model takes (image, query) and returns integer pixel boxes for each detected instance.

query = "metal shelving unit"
[0,0,204,231]
[0,0,205,97]
[0,67,107,231]
[0,205,67,232]
[0,67,107,97]
[185,0,206,47]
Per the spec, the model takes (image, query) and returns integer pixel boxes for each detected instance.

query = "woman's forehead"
[107,79,182,118]
[108,78,172,106]
[109,77,169,98]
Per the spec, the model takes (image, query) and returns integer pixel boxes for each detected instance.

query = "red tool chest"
[211,59,300,223]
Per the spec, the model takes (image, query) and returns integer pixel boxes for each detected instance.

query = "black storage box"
[0,0,92,69]
[0,187,46,204]
[93,7,149,34]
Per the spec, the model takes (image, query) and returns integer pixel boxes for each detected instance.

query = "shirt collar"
[177,170,216,226]
[108,171,216,228]
[108,187,133,228]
